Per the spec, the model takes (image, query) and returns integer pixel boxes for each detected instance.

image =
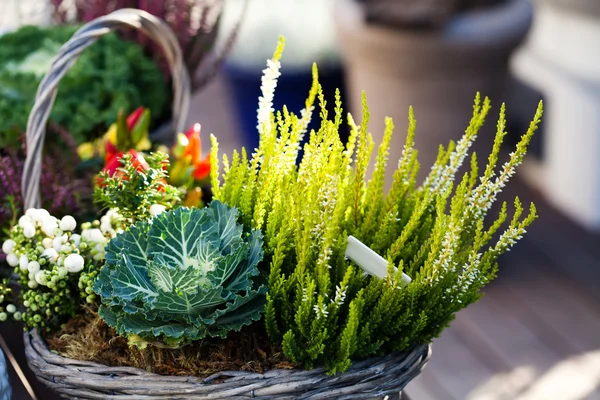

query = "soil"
[46,310,295,377]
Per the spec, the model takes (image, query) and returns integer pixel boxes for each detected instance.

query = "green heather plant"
[211,38,542,373]
[94,202,266,348]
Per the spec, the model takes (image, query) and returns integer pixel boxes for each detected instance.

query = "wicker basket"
[20,9,432,400]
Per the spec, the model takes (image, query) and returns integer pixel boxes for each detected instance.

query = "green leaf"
[131,108,151,145]
[147,207,219,269]
[116,110,131,149]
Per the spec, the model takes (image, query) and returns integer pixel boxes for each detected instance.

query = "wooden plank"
[492,247,600,399]
[417,328,497,399]
[500,263,600,355]
[405,367,453,400]
[450,289,563,399]
[515,349,600,400]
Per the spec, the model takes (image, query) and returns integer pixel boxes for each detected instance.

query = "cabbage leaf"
[94,201,266,347]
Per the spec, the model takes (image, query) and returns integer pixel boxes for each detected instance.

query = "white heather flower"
[298,105,315,137]
[6,253,18,267]
[302,288,309,302]
[22,222,36,239]
[257,58,281,134]
[333,285,347,306]
[64,254,84,273]
[19,255,29,271]
[42,238,52,249]
[42,248,59,262]
[149,204,167,216]
[27,261,40,274]
[59,215,77,231]
[2,239,15,255]
[313,304,329,319]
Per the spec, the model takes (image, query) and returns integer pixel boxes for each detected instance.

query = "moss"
[47,309,294,377]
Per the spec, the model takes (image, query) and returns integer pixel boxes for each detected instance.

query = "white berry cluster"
[1,208,122,331]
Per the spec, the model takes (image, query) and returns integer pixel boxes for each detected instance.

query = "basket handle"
[21,8,191,210]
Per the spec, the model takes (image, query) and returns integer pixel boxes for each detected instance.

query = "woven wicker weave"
[20,8,431,400]
[25,329,431,399]
[21,8,191,211]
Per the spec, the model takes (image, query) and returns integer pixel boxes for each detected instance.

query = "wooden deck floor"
[406,177,600,400]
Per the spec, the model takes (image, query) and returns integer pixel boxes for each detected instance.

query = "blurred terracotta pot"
[335,0,533,183]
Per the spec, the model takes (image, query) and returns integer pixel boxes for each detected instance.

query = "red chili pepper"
[192,154,211,181]
[105,140,119,164]
[103,149,149,178]
[127,107,146,131]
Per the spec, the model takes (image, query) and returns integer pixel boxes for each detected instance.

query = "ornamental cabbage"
[94,201,266,347]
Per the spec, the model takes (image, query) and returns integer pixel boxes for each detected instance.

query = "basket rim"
[24,328,431,399]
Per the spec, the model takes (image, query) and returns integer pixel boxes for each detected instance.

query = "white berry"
[18,215,33,228]
[150,204,167,216]
[42,217,58,237]
[42,248,59,262]
[19,255,29,271]
[59,215,77,231]
[64,254,84,273]
[70,234,81,247]
[6,253,18,267]
[34,271,47,285]
[58,266,68,278]
[22,223,36,239]
[2,240,15,255]
[27,261,40,274]
[53,237,64,252]
[26,208,49,222]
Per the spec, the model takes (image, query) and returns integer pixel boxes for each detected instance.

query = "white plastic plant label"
[345,235,412,286]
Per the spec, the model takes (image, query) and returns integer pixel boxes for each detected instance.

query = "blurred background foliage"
[0,25,170,150]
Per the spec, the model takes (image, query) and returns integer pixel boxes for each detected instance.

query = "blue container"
[0,350,11,400]
[223,63,348,151]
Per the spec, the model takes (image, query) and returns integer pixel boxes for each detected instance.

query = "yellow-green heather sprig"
[211,41,541,374]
